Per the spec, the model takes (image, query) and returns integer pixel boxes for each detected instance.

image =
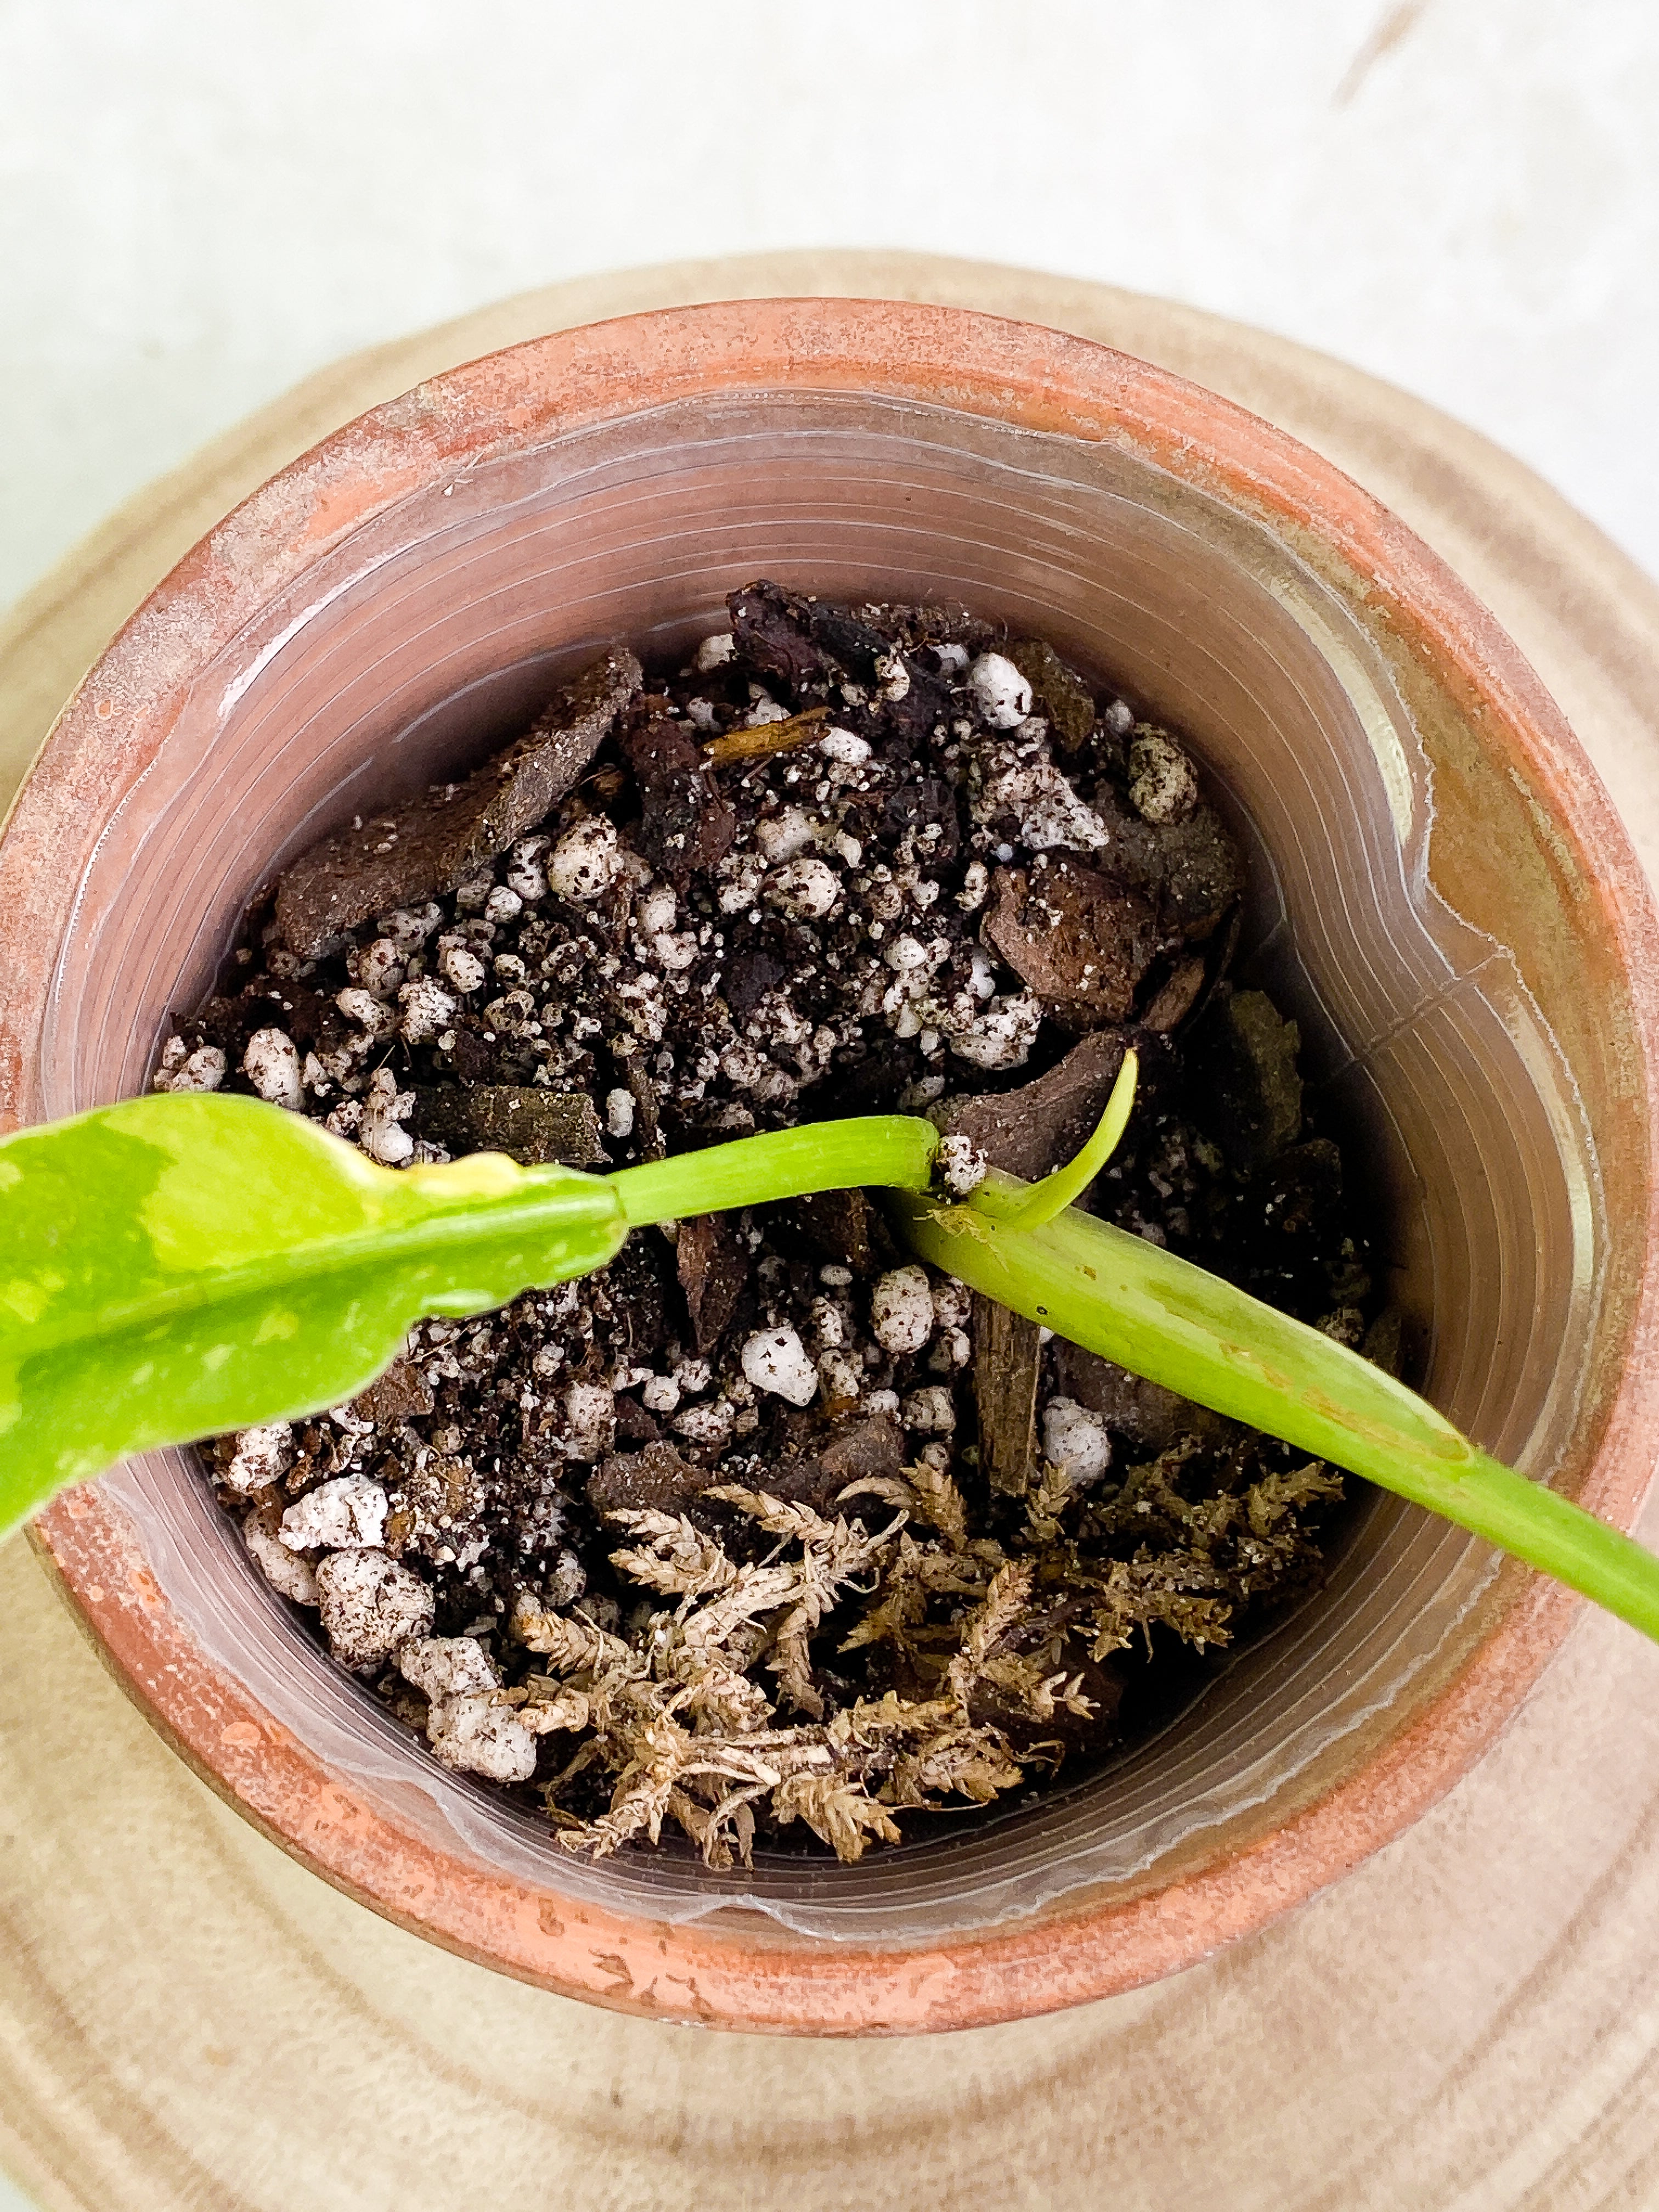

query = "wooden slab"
[7,251,1659,2212]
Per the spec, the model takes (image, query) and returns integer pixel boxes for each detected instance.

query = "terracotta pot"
[4,300,1656,2035]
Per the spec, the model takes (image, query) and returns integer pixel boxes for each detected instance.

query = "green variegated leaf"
[0,1093,943,1539]
[0,1092,631,1528]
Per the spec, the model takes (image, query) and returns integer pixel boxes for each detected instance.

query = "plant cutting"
[8,1064,1659,1639]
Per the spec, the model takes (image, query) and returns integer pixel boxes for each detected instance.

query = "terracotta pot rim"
[8,297,1659,2034]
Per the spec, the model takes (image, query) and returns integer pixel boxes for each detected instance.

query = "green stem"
[890,1176,1659,1646]
[976,1049,1139,1229]
[610,1114,940,1228]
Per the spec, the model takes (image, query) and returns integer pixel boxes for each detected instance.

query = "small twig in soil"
[701,706,830,765]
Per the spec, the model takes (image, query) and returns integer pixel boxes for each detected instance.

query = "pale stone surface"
[8,3,1658,636]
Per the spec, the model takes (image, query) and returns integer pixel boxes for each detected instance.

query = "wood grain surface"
[5,251,1659,2212]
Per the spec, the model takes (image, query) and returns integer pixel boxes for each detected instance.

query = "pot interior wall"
[35,393,1605,1940]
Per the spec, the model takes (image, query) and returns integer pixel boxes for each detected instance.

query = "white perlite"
[870,1265,934,1356]
[968,652,1033,730]
[1041,1397,1114,1484]
[358,1066,416,1166]
[154,1041,226,1093]
[279,1475,388,1553]
[377,903,443,951]
[693,630,736,672]
[930,1325,972,1372]
[936,1131,988,1198]
[901,1385,956,1434]
[335,985,396,1037]
[755,805,816,864]
[223,1420,294,1495]
[874,650,910,703]
[818,726,871,767]
[605,1087,636,1139]
[563,1380,616,1460]
[397,1634,498,1701]
[505,836,549,903]
[548,815,622,901]
[984,755,1109,853]
[438,940,488,994]
[955,859,990,911]
[243,1027,303,1109]
[809,1295,844,1348]
[398,974,458,1043]
[153,1036,192,1084]
[764,855,840,921]
[740,1325,820,1407]
[950,991,1041,1070]
[242,1507,319,1604]
[315,1549,435,1669]
[425,1692,539,1782]
[641,1372,680,1413]
[1128,727,1200,825]
[674,1397,735,1447]
[634,883,678,936]
[817,1349,864,1402]
[354,938,403,996]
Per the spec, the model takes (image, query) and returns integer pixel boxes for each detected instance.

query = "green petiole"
[608,1115,940,1228]
[973,1049,1141,1231]
[889,1171,1659,1646]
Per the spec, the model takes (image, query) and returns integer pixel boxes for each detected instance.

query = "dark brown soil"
[168,584,1390,1866]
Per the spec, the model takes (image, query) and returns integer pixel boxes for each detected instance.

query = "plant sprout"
[4,1061,1659,1646]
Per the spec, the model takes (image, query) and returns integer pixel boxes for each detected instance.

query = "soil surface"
[168,583,1391,1867]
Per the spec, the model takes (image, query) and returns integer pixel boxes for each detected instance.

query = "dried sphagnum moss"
[510,1450,1338,1865]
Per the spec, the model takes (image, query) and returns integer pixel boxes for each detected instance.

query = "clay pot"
[3,301,1656,2035]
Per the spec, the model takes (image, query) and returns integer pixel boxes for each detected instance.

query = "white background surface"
[4,0,1659,616]
[1,8,1657,2210]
